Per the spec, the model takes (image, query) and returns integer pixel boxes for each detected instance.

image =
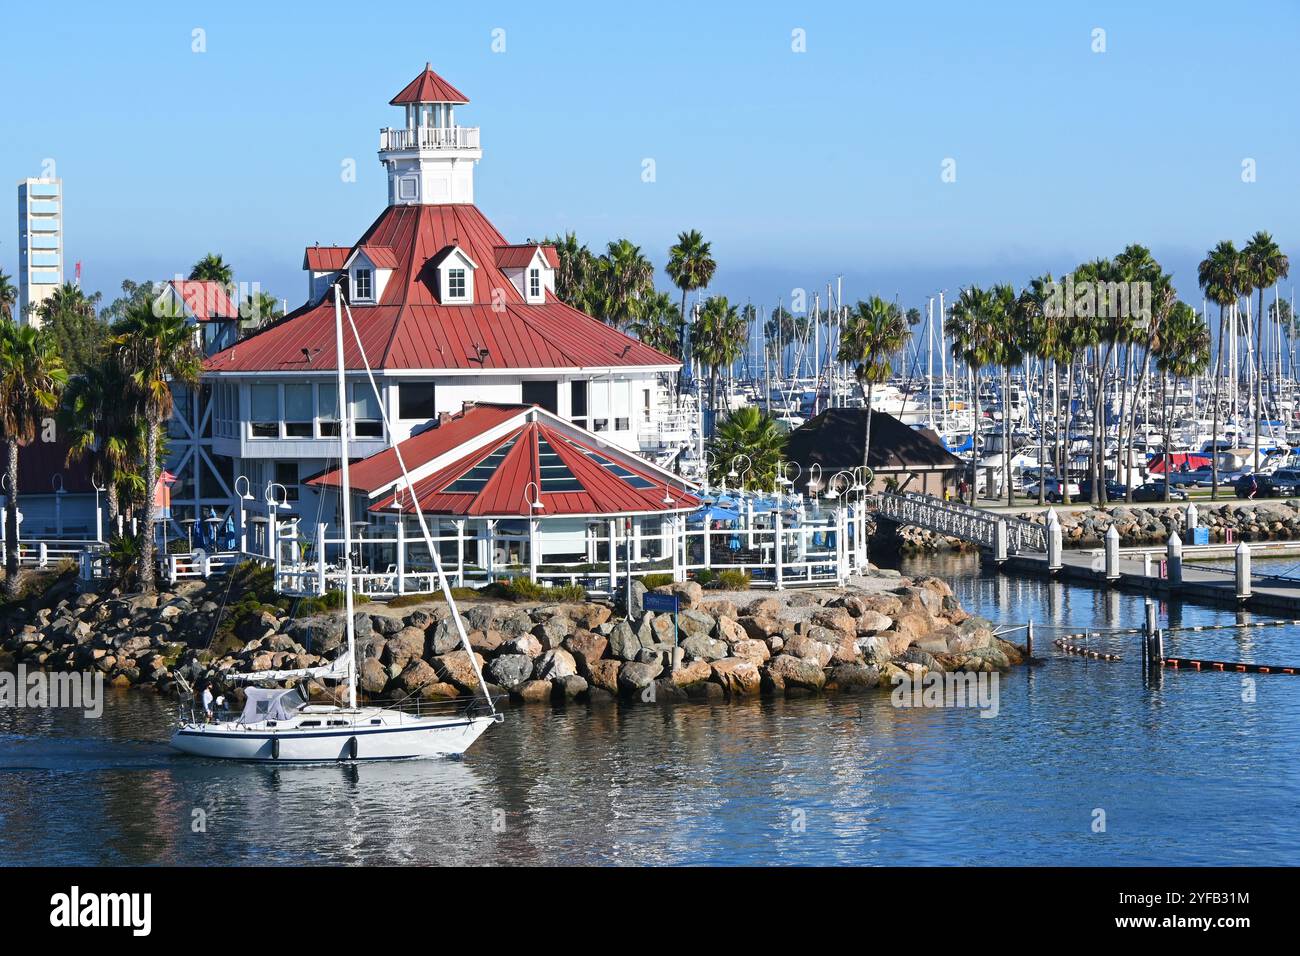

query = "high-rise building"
[17,177,63,325]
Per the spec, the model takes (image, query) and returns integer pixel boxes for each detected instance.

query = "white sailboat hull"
[170,709,497,762]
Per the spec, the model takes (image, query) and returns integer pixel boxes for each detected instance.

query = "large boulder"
[617,661,663,693]
[709,658,762,696]
[565,630,609,670]
[532,616,574,649]
[382,626,427,670]
[676,609,716,640]
[502,634,543,659]
[731,639,771,665]
[392,659,438,696]
[854,610,893,635]
[825,663,880,692]
[513,679,554,703]
[743,597,782,617]
[654,580,704,609]
[670,659,713,686]
[357,657,389,695]
[534,647,578,680]
[586,659,622,695]
[715,615,747,646]
[431,650,487,691]
[762,654,827,693]
[680,634,729,662]
[607,621,642,661]
[783,633,835,668]
[487,654,534,690]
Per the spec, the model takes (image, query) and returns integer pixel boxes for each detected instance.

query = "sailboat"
[170,285,501,761]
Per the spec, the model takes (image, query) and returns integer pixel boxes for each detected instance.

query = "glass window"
[354,268,373,300]
[284,383,313,437]
[615,417,630,431]
[351,383,383,438]
[593,418,608,432]
[318,382,339,436]
[399,382,437,419]
[447,269,465,299]
[570,380,588,420]
[445,437,519,493]
[529,268,541,299]
[250,385,278,438]
[537,435,584,492]
[275,461,300,501]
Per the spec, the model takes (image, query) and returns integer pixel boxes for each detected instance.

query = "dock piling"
[1235,541,1252,600]
[1166,531,1183,586]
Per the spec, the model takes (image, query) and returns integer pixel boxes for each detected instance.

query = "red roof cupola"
[390,63,470,105]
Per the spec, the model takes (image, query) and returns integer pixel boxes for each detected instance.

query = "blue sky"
[3,0,1297,317]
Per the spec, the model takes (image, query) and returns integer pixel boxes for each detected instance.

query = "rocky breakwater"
[1021,500,1300,547]
[0,568,1025,705]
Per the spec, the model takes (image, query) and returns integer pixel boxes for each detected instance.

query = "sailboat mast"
[333,285,359,711]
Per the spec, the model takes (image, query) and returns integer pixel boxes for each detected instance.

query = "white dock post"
[1184,501,1199,533]
[1166,531,1183,586]
[395,519,406,594]
[1047,510,1062,571]
[774,510,784,591]
[994,518,1008,562]
[1143,552,1152,577]
[607,519,617,594]
[672,513,684,582]
[455,519,465,587]
[1235,540,1252,600]
[1104,524,1121,580]
[39,542,48,568]
[316,523,327,596]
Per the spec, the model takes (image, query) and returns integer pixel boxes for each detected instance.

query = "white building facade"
[164,66,684,549]
[16,177,63,324]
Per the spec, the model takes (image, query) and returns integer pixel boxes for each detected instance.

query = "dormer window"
[430,244,477,303]
[354,268,373,301]
[529,268,541,300]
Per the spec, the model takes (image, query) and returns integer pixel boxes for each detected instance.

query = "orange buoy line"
[1053,638,1122,662]
[1161,657,1299,674]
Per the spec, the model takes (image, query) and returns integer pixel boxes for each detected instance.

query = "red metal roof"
[169,280,239,321]
[303,246,350,271]
[353,245,400,269]
[367,412,698,518]
[390,64,469,105]
[494,244,558,270]
[308,403,526,493]
[204,203,677,373]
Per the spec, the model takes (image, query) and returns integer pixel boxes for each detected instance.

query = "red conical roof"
[390,63,469,105]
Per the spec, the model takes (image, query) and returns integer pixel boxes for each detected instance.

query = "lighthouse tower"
[379,64,482,205]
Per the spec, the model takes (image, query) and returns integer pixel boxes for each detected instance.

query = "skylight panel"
[444,437,518,493]
[537,435,584,492]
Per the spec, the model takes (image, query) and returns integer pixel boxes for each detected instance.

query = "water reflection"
[2,554,1298,866]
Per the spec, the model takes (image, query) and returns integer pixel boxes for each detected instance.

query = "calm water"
[3,554,1299,866]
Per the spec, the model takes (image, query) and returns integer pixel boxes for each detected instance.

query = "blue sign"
[642,593,679,613]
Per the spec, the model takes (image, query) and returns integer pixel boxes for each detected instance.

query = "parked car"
[1268,468,1300,495]
[1132,480,1188,502]
[1076,479,1128,500]
[1234,473,1280,499]
[1165,467,1209,486]
[1023,478,1081,502]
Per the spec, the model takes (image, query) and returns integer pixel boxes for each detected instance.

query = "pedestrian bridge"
[871,493,1046,553]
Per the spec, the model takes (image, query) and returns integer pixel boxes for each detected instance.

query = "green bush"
[693,569,716,586]
[640,573,675,589]
[716,569,752,590]
[485,577,587,603]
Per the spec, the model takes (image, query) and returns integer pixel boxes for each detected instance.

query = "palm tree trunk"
[676,288,689,394]
[1211,304,1226,500]
[1125,341,1155,501]
[970,366,980,505]
[106,481,120,527]
[138,419,159,592]
[4,440,20,598]
[1163,371,1173,502]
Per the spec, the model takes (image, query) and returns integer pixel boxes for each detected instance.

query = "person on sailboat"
[201,684,215,722]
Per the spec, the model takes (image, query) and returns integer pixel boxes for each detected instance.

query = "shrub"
[640,573,674,589]
[693,569,716,586]
[716,569,752,591]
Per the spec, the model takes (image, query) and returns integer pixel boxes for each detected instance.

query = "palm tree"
[693,295,747,437]
[594,239,653,329]
[987,284,1024,506]
[189,253,233,285]
[112,301,203,592]
[0,319,68,596]
[1242,231,1291,473]
[1199,241,1244,498]
[36,282,106,375]
[543,232,598,311]
[241,290,283,334]
[1018,275,1059,505]
[945,287,998,504]
[837,296,908,480]
[1155,303,1211,501]
[61,353,145,525]
[709,406,787,489]
[666,230,717,381]
[628,290,683,358]
[0,271,16,323]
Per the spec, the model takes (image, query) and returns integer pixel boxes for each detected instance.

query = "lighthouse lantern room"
[379,63,482,205]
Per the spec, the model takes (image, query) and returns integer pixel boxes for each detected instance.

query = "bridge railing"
[871,492,1046,553]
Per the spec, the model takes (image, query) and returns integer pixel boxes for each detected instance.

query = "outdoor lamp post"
[91,479,106,543]
[233,475,256,554]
